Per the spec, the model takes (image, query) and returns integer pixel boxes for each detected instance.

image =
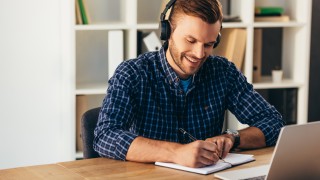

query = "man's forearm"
[126,136,182,163]
[126,136,220,168]
[238,127,266,149]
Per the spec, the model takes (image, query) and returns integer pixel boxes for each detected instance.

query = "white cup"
[272,70,283,83]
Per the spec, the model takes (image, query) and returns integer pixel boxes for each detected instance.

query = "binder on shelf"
[137,31,143,55]
[257,89,297,125]
[213,28,247,70]
[143,31,162,52]
[108,30,124,79]
[76,95,88,152]
[253,29,262,83]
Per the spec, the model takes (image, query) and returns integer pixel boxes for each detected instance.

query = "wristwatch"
[223,129,240,149]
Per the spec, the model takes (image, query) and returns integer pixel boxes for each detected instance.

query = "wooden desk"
[0,147,273,180]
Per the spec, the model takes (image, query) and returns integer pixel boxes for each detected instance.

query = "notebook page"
[224,153,255,165]
[155,161,231,175]
[155,153,255,175]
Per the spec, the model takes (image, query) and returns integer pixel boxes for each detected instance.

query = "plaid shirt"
[94,46,284,160]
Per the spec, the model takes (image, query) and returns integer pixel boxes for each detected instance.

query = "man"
[94,0,284,168]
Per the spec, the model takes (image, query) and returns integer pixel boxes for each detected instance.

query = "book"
[108,30,124,79]
[255,7,284,16]
[213,28,247,70]
[75,0,83,25]
[78,0,89,24]
[82,0,91,24]
[223,15,241,22]
[155,153,255,175]
[255,15,290,22]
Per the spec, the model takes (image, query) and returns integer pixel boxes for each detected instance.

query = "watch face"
[227,129,239,136]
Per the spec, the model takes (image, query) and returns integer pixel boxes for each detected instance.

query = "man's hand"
[205,134,234,159]
[173,140,220,168]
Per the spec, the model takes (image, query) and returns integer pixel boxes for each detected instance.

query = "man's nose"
[193,44,205,59]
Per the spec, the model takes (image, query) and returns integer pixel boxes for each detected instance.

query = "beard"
[168,38,207,79]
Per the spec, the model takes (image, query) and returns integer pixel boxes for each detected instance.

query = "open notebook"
[155,153,255,175]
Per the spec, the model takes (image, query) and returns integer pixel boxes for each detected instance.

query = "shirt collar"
[158,43,181,87]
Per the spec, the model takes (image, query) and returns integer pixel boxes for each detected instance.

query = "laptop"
[214,121,320,180]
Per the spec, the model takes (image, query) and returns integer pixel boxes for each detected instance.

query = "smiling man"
[94,0,284,168]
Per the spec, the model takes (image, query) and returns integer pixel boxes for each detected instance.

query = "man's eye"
[204,43,214,48]
[187,39,195,44]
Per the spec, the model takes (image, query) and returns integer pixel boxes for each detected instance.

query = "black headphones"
[159,0,221,48]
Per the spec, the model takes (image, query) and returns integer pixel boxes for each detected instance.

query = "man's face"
[166,14,221,79]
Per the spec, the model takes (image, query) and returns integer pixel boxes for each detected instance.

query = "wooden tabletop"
[0,147,273,180]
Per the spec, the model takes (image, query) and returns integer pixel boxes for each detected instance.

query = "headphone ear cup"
[160,20,171,41]
[213,33,221,48]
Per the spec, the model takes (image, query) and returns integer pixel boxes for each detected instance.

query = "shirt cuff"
[115,132,138,160]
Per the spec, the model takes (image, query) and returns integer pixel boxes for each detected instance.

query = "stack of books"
[254,7,289,22]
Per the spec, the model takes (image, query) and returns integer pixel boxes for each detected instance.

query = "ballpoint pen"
[179,128,197,141]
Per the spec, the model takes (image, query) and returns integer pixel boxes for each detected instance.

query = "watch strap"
[223,129,240,149]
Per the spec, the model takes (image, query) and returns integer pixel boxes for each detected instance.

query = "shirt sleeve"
[226,63,285,146]
[93,62,139,160]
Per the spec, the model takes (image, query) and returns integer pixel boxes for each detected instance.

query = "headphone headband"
[160,0,176,21]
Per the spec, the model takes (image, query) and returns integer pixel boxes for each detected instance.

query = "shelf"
[221,22,249,28]
[75,23,133,31]
[76,82,107,95]
[137,23,159,30]
[253,76,303,89]
[76,21,304,31]
[253,21,305,28]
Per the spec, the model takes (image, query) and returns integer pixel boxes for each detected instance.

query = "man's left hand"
[205,134,234,159]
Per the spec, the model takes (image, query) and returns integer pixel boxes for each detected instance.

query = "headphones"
[159,0,221,48]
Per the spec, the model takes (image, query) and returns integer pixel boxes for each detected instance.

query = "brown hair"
[169,0,223,31]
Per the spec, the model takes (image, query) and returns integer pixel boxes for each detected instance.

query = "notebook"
[214,121,320,180]
[155,153,255,175]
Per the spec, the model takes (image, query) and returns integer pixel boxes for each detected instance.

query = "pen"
[179,128,197,141]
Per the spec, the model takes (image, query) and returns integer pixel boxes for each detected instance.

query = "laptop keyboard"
[241,175,266,180]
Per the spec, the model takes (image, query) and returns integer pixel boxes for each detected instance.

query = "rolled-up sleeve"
[93,62,139,160]
[226,63,285,146]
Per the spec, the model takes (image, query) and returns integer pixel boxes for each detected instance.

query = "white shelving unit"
[72,0,312,158]
[226,0,312,129]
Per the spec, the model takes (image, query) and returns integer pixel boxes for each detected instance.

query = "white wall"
[0,0,73,169]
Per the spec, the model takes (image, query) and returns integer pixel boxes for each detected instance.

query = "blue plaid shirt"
[94,46,284,160]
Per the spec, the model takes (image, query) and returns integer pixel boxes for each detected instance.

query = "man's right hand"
[173,140,220,168]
